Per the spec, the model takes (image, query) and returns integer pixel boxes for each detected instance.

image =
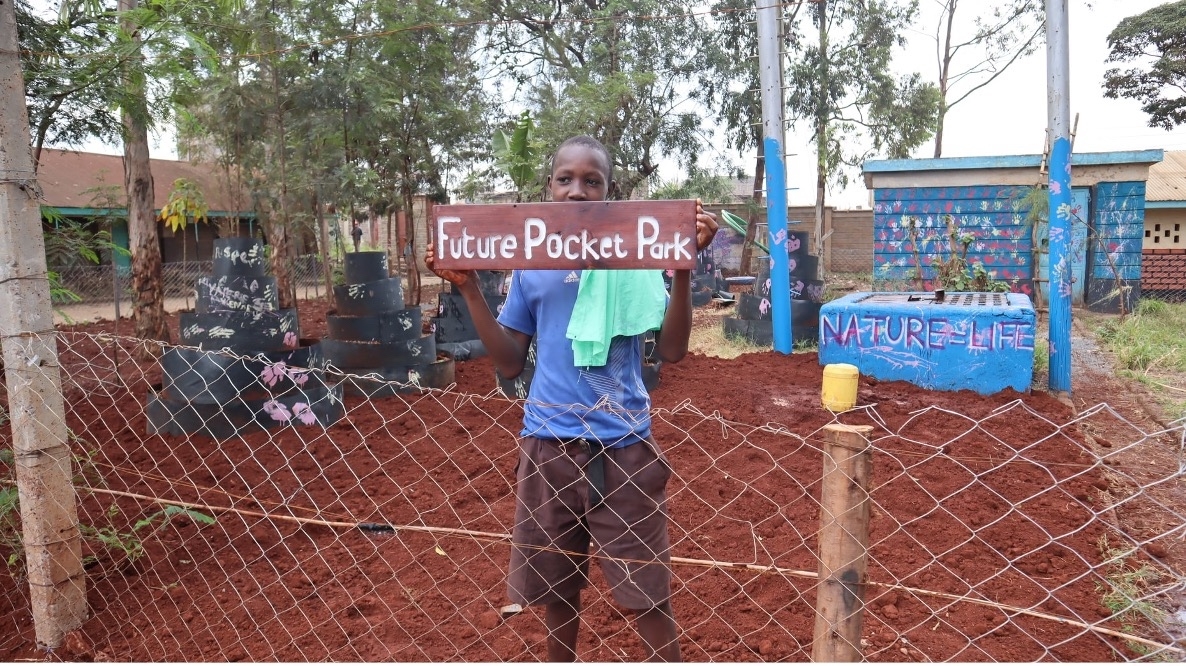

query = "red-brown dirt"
[0,297,1177,662]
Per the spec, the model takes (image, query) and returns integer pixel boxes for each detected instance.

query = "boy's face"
[548,144,615,202]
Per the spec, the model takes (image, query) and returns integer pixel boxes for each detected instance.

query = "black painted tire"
[212,238,268,277]
[159,343,326,404]
[333,277,405,316]
[196,275,278,314]
[333,356,456,397]
[722,317,818,346]
[737,293,773,321]
[179,308,299,351]
[146,380,344,439]
[321,335,436,368]
[327,308,423,343]
[343,251,391,284]
[789,254,819,282]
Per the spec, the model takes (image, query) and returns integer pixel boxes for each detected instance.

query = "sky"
[770,0,1186,208]
[65,0,1183,209]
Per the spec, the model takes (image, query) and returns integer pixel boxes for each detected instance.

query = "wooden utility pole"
[0,0,87,647]
[812,424,873,662]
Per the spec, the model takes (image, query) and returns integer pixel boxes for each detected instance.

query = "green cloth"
[566,269,667,367]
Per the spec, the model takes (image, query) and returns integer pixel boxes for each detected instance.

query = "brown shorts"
[507,435,673,610]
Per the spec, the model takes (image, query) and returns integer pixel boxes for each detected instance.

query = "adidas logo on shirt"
[564,271,580,284]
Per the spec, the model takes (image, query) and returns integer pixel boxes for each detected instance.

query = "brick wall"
[1141,249,1186,293]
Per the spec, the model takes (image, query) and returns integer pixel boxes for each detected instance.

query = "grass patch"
[1092,299,1186,419]
[688,317,769,359]
[1095,534,1175,660]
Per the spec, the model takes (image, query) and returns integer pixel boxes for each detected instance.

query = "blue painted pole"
[1046,0,1072,394]
[756,0,792,353]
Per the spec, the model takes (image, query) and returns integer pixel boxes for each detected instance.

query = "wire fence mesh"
[1,330,1184,661]
[51,255,331,307]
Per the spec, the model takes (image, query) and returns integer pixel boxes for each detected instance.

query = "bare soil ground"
[0,294,1181,662]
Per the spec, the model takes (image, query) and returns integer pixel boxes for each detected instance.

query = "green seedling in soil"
[1095,534,1172,659]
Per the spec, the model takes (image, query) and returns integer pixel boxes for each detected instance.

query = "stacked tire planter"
[723,230,827,346]
[323,251,455,396]
[431,270,507,360]
[146,238,344,439]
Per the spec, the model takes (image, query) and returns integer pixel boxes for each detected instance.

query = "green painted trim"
[47,206,254,219]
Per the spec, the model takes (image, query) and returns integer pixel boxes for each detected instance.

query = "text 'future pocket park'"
[431,200,698,270]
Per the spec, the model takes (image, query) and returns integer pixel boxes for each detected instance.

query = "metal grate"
[857,292,1010,307]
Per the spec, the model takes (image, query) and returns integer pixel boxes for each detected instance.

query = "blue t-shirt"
[497,269,653,447]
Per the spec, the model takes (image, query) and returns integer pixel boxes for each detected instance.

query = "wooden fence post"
[812,424,873,662]
[0,2,87,649]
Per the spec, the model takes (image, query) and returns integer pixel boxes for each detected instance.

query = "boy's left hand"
[694,199,719,251]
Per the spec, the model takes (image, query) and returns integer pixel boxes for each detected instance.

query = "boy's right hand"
[425,243,475,290]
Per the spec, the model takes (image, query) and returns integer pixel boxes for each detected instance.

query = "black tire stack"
[723,231,825,346]
[431,270,507,360]
[323,251,454,396]
[146,237,344,438]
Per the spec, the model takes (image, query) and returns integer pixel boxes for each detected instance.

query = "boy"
[426,135,717,661]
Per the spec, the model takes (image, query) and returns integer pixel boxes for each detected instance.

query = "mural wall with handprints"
[873,186,1033,294]
[1087,182,1146,312]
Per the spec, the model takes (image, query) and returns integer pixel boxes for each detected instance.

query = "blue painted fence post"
[756,0,791,353]
[1046,0,1072,394]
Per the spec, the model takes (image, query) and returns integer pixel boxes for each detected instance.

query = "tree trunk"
[814,0,828,275]
[315,189,333,305]
[120,0,168,353]
[403,190,421,306]
[0,2,86,647]
[267,45,294,310]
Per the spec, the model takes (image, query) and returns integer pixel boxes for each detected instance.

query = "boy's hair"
[551,135,614,180]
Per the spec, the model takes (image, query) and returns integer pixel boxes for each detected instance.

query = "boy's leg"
[545,594,582,662]
[636,600,680,662]
[589,437,679,659]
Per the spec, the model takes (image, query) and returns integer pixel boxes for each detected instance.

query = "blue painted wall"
[1088,182,1146,312]
[818,292,1037,395]
[873,186,1035,296]
[871,182,1149,311]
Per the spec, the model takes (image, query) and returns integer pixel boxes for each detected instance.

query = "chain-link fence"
[51,255,332,307]
[1,330,1183,661]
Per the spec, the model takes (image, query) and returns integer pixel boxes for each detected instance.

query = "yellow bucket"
[821,363,860,412]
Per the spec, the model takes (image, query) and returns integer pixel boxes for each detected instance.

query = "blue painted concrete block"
[818,292,1036,395]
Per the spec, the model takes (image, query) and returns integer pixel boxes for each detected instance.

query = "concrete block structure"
[819,291,1036,395]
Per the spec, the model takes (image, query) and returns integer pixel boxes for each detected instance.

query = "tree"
[15,0,125,170]
[1103,0,1186,130]
[785,0,940,259]
[930,0,1044,157]
[482,0,716,198]
[118,0,169,349]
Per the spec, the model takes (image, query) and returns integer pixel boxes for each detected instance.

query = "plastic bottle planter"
[148,237,343,437]
[324,251,454,397]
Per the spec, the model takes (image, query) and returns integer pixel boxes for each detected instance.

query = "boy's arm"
[655,200,718,363]
[425,244,532,378]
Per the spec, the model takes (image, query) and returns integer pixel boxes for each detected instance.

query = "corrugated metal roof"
[1147,150,1186,202]
[35,148,248,212]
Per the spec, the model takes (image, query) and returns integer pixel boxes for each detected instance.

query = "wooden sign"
[432,200,698,270]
